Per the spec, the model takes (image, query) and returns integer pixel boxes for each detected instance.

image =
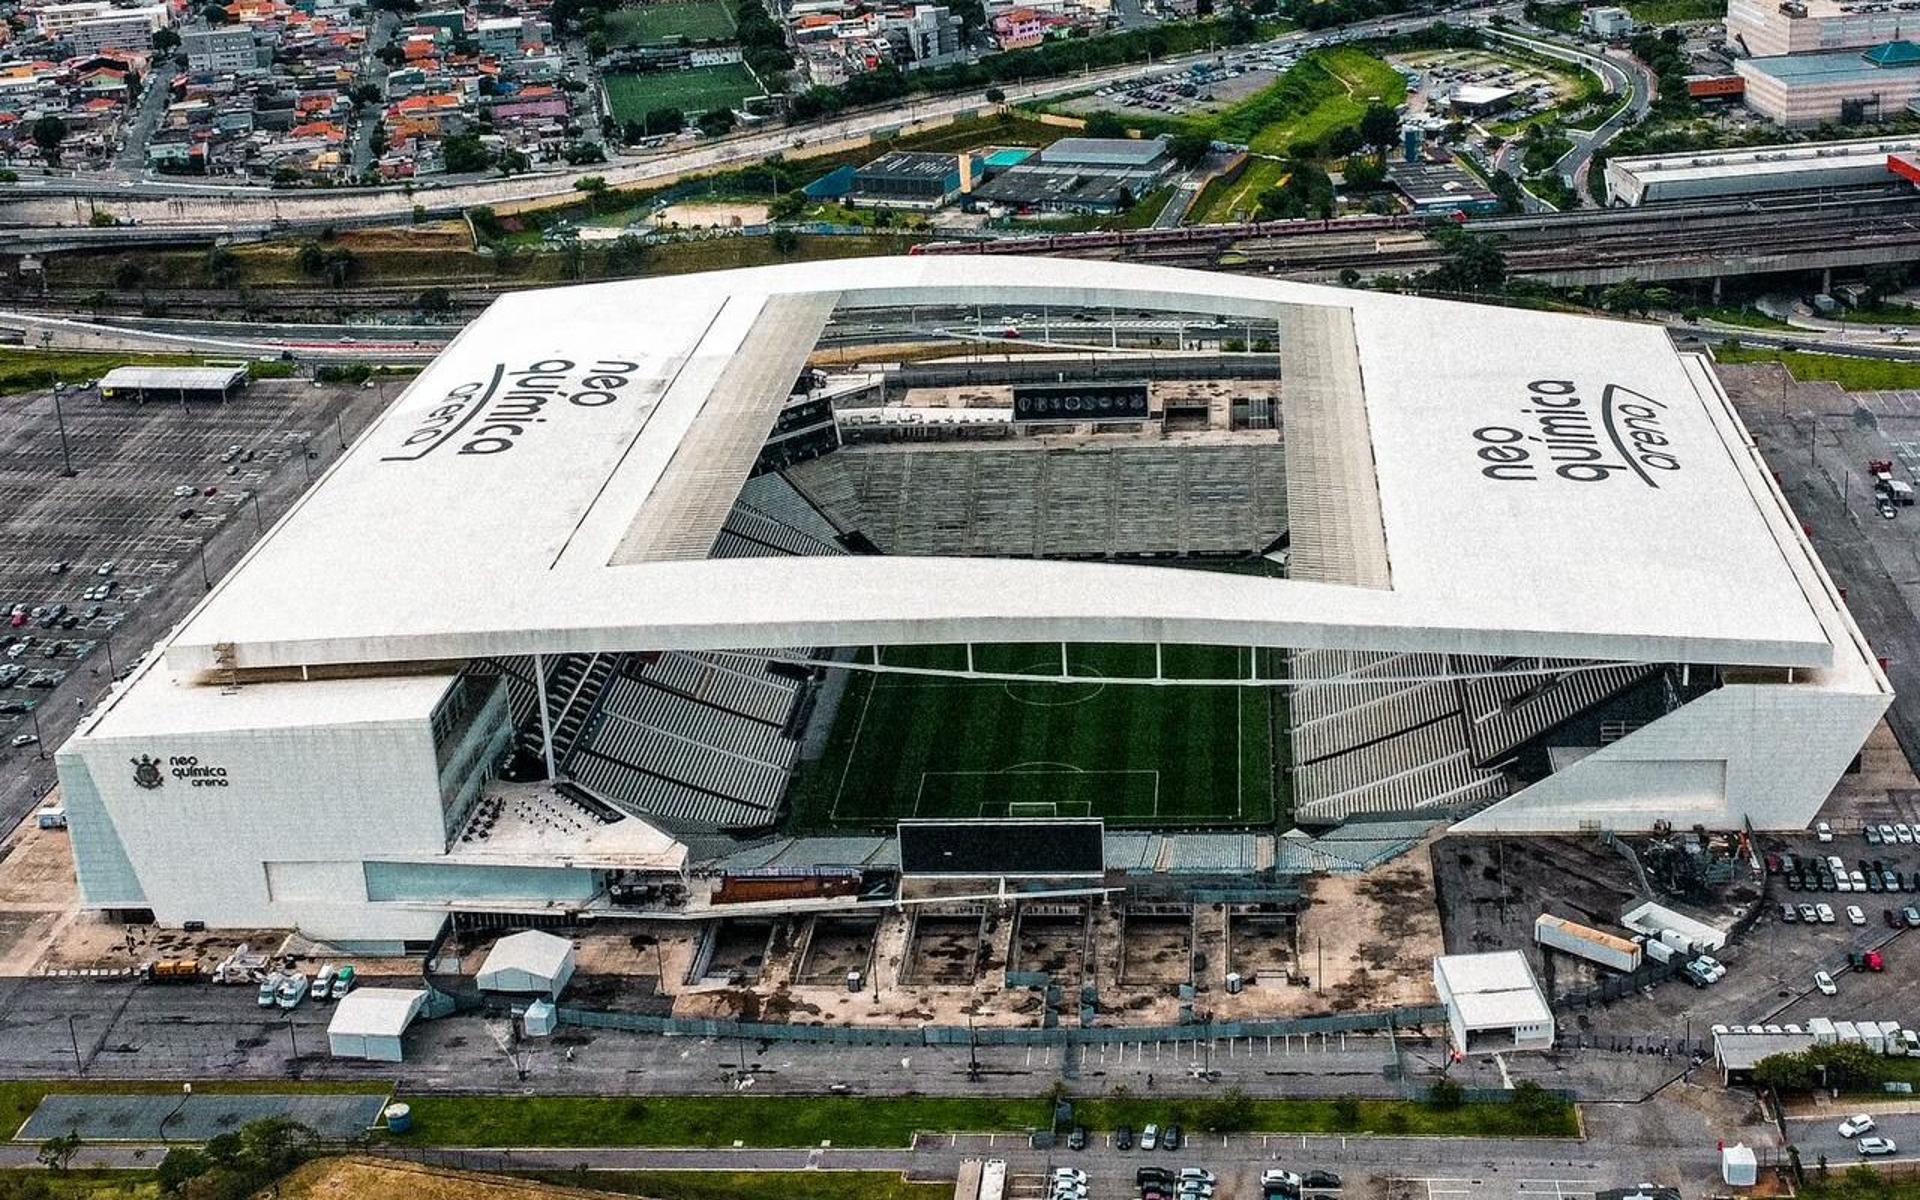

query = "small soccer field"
[604,64,759,121]
[605,0,736,46]
[790,644,1283,830]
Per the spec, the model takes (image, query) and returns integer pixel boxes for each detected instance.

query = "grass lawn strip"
[1712,343,1920,391]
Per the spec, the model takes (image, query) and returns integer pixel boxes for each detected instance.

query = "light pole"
[50,381,75,477]
[197,540,211,591]
[30,705,44,759]
[67,1013,83,1075]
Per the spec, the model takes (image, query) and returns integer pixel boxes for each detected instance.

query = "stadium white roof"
[154,257,1847,676]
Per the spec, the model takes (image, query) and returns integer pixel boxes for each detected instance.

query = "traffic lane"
[1787,1112,1920,1164]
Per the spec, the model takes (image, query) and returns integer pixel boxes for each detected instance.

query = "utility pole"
[67,1014,83,1075]
[197,540,211,591]
[50,381,75,477]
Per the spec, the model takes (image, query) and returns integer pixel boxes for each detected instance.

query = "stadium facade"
[54,258,1889,948]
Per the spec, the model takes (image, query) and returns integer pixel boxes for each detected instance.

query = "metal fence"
[554,1004,1449,1046]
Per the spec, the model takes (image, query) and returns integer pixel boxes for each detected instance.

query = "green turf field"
[605,0,736,46]
[604,64,759,121]
[789,644,1283,829]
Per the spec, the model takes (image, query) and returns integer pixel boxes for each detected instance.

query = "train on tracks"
[907,211,1465,257]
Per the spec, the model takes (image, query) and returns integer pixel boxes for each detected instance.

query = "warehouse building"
[1603,133,1920,203]
[972,136,1174,215]
[1735,39,1920,128]
[98,365,248,403]
[1385,161,1503,216]
[1727,0,1920,58]
[848,151,964,210]
[53,257,1891,946]
[1434,951,1555,1054]
[1447,83,1519,116]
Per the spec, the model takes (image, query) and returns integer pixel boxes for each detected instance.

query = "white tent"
[327,988,427,1063]
[1720,1143,1757,1188]
[477,930,577,999]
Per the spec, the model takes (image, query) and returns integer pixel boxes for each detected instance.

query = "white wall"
[58,716,451,944]
[1455,679,1889,834]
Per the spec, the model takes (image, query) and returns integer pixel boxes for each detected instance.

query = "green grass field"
[1234,47,1408,156]
[1713,343,1920,391]
[604,64,759,120]
[605,0,736,46]
[1191,156,1289,224]
[789,644,1281,830]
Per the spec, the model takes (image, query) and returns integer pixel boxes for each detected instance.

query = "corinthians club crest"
[131,755,164,790]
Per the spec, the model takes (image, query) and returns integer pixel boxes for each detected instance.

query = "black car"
[1786,874,1802,892]
[1302,1172,1343,1191]
[1888,908,1903,929]
[1161,1124,1182,1152]
[1136,1167,1170,1187]
[1116,1126,1134,1151]
[1868,873,1884,894]
[1068,1125,1087,1151]
[1849,950,1869,970]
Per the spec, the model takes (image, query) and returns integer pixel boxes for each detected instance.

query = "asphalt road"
[1786,1111,1920,1169]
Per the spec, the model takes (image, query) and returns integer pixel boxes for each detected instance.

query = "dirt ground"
[1120,915,1191,986]
[1227,913,1295,979]
[280,1156,606,1200]
[795,915,878,985]
[650,201,769,228]
[905,915,983,986]
[1011,910,1086,979]
[1295,846,1445,1013]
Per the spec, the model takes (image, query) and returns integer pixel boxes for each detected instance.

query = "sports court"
[603,64,760,122]
[605,0,736,46]
[800,644,1282,829]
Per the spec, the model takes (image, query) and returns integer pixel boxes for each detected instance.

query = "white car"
[1053,1171,1086,1185]
[1847,905,1867,926]
[1899,823,1915,844]
[1858,1136,1897,1156]
[171,484,197,498]
[1839,1113,1876,1138]
[1817,904,1836,923]
[1815,971,1837,996]
[1880,824,1898,844]
[1817,821,1834,842]
[1141,1124,1159,1151]
[1178,1170,1215,1184]
[1695,955,1727,980]
[1262,1171,1303,1189]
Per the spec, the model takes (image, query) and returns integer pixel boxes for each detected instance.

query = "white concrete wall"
[1454,678,1889,834]
[57,716,452,943]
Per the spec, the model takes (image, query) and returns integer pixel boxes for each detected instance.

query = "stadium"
[54,257,1889,950]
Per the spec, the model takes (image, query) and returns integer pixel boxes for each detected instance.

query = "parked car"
[1162,1124,1182,1152]
[1067,1126,1087,1151]
[1904,906,1920,928]
[1848,905,1867,926]
[1815,970,1838,996]
[1799,903,1820,922]
[1116,1126,1134,1151]
[1817,821,1834,842]
[1781,903,1798,923]
[1141,1124,1159,1151]
[1865,950,1885,972]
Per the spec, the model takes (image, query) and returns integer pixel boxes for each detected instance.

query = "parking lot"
[0,376,401,829]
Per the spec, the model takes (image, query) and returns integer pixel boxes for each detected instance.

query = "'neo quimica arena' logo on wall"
[131,755,164,790]
[1470,380,1680,488]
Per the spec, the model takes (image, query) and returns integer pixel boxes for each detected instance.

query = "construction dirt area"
[1283,847,1445,1015]
[793,914,878,985]
[1009,904,1088,981]
[904,910,990,987]
[1118,908,1193,987]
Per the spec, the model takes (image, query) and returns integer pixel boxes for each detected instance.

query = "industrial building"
[97,365,249,403]
[972,136,1174,215]
[1582,5,1634,38]
[847,151,964,210]
[1385,161,1503,216]
[53,257,1890,946]
[1603,134,1920,204]
[1726,0,1920,58]
[1447,84,1519,116]
[1735,39,1920,127]
[1433,951,1555,1054]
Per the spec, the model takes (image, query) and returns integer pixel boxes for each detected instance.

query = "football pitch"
[789,644,1283,829]
[603,64,760,121]
[605,0,736,46]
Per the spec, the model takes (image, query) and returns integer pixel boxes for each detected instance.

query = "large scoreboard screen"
[1012,380,1151,424]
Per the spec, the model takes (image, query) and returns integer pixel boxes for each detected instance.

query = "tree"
[643,106,685,135]
[467,205,504,240]
[442,132,490,173]
[294,240,326,276]
[984,86,1006,103]
[574,175,608,198]
[200,2,230,23]
[36,1133,81,1172]
[768,189,807,221]
[1426,1077,1463,1111]
[1508,1080,1562,1125]
[1359,101,1399,150]
[1324,125,1363,157]
[416,287,452,315]
[1168,131,1211,169]
[1083,111,1126,139]
[1428,228,1506,293]
[321,247,355,288]
[30,114,66,165]
[151,26,180,51]
[770,227,800,255]
[1751,1051,1817,1093]
[697,107,736,136]
[1200,1086,1255,1132]
[203,245,239,288]
[1342,153,1386,190]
